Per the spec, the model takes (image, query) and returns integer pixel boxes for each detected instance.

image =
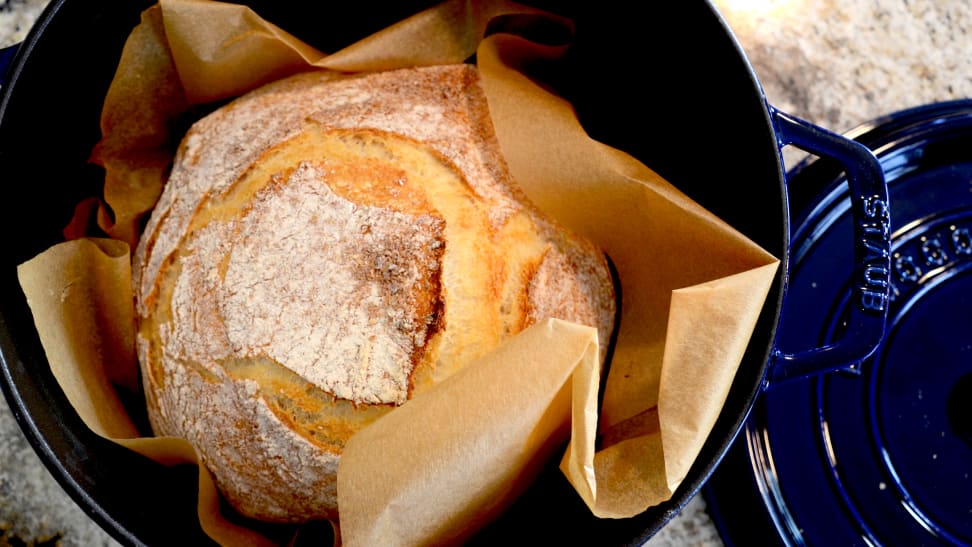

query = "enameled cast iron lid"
[705,100,972,546]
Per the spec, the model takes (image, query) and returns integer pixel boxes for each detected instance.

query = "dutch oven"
[0,0,891,545]
[705,100,972,546]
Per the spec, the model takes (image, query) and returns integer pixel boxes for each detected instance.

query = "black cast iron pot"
[0,1,891,545]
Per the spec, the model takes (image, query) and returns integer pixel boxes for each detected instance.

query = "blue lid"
[705,100,972,546]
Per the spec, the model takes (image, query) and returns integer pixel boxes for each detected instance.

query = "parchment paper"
[16,0,779,545]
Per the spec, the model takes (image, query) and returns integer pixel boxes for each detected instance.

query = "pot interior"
[0,0,785,544]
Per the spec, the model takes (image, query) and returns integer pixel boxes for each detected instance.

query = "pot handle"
[765,107,891,386]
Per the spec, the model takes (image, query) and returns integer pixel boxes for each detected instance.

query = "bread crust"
[133,64,615,522]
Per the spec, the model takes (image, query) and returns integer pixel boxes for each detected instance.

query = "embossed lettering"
[859,196,891,314]
[887,217,972,306]
[864,264,889,288]
[861,289,888,312]
[863,234,889,259]
[864,195,890,221]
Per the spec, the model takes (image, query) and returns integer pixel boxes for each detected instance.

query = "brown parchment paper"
[15,0,780,545]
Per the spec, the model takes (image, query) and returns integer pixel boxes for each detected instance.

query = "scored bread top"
[135,64,614,407]
[132,64,616,521]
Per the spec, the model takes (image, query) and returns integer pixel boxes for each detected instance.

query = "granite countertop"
[2,1,971,545]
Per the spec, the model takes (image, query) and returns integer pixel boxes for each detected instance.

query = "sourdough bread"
[132,64,616,522]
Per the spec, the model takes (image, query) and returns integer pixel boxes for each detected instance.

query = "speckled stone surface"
[0,0,48,48]
[3,1,972,545]
[0,405,120,546]
[712,0,972,170]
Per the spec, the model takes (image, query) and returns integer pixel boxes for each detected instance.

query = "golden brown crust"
[133,64,615,522]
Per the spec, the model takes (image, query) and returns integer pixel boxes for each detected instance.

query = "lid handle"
[766,108,891,387]
[1,44,19,91]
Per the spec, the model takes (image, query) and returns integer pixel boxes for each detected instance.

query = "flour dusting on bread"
[133,64,616,522]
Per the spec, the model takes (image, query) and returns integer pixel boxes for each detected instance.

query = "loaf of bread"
[132,64,616,523]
